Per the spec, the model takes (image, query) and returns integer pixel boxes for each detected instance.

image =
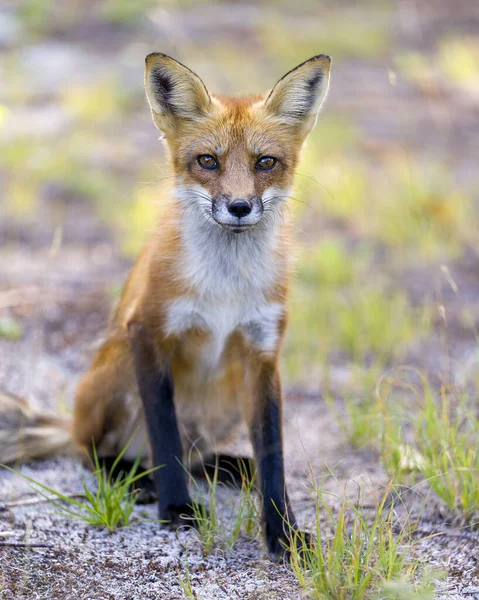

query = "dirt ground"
[1,206,478,598]
[1,1,479,599]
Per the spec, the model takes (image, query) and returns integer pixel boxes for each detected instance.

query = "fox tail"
[0,392,74,465]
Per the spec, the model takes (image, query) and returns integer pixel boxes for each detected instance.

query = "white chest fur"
[165,295,284,368]
[165,193,288,367]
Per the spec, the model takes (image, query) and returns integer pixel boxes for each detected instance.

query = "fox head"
[145,53,330,234]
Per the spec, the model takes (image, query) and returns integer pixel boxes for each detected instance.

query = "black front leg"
[128,322,194,524]
[250,363,299,559]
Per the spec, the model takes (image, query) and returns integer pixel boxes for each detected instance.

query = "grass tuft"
[188,461,221,555]
[3,439,160,532]
[378,373,479,522]
[287,482,433,600]
[226,460,260,548]
[177,558,197,599]
[333,368,479,523]
[188,458,260,554]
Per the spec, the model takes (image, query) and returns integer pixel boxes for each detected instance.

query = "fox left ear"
[145,53,211,134]
[265,55,331,135]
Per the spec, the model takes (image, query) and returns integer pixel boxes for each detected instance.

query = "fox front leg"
[250,362,308,559]
[128,322,199,525]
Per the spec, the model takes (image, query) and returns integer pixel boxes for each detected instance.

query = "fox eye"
[197,155,218,170]
[256,156,277,171]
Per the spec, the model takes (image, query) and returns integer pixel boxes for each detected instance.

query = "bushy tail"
[0,392,75,464]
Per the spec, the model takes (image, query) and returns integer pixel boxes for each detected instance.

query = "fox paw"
[267,528,313,562]
[160,502,209,529]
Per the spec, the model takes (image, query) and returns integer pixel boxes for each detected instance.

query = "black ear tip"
[311,54,331,64]
[145,52,174,65]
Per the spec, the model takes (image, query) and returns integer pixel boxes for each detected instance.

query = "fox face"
[145,53,330,233]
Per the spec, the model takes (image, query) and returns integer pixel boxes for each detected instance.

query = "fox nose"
[228,199,252,219]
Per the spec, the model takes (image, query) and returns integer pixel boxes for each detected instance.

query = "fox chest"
[164,296,284,371]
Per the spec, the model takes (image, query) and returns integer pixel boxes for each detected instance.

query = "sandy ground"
[1,396,479,598]
[0,247,478,598]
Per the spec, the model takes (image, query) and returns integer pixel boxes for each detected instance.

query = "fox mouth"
[211,216,256,233]
[210,214,256,233]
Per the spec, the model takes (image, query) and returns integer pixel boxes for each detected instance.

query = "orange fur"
[0,54,331,494]
[72,53,331,468]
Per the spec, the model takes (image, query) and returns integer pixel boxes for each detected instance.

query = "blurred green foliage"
[285,237,430,382]
[1,0,478,393]
[0,316,24,341]
[337,369,479,523]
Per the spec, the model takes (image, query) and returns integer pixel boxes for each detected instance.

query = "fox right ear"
[265,55,331,135]
[145,53,211,133]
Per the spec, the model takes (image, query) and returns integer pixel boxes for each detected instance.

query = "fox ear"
[145,53,211,133]
[265,55,331,135]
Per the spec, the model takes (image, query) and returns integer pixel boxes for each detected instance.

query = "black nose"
[228,199,252,218]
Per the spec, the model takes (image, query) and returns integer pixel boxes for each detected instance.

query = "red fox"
[0,53,331,558]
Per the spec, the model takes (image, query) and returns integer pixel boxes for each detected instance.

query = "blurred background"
[0,0,478,407]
